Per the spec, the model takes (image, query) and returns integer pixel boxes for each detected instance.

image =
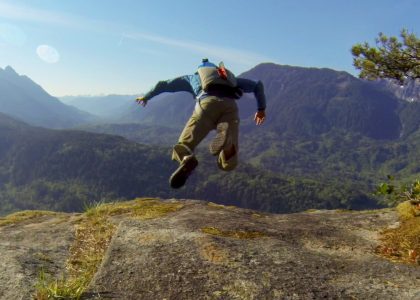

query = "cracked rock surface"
[86,200,420,300]
[0,214,75,300]
[1,200,419,300]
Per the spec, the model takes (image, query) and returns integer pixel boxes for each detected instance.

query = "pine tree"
[351,29,420,84]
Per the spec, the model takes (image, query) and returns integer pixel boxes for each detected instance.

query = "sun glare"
[36,44,60,64]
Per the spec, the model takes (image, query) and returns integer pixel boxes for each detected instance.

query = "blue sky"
[0,0,418,97]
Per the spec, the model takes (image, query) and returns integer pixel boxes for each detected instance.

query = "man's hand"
[254,110,266,125]
[136,96,148,107]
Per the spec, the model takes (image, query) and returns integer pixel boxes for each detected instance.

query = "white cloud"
[0,2,110,32]
[0,2,272,68]
[0,2,81,28]
[123,32,272,68]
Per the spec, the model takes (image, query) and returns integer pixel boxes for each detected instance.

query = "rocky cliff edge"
[0,198,419,300]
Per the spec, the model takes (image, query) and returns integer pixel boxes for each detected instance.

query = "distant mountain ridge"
[7,63,416,138]
[60,94,134,117]
[0,66,94,128]
[85,63,410,141]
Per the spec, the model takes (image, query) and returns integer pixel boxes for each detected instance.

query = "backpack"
[197,59,238,92]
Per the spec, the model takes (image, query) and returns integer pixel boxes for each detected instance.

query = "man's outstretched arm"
[236,78,266,125]
[136,76,194,106]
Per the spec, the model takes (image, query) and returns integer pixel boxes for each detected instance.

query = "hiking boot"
[169,155,198,189]
[209,122,229,155]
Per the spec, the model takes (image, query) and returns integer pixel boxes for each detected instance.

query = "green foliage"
[238,123,420,211]
[352,29,420,83]
[34,270,87,300]
[0,123,177,215]
[0,113,387,216]
[3,110,420,216]
[376,177,420,206]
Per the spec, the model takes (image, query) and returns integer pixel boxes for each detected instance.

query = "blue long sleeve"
[143,74,266,111]
[143,76,195,100]
[237,78,267,111]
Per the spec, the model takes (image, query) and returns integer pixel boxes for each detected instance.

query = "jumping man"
[136,59,266,189]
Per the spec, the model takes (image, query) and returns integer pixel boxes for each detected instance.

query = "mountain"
[2,63,418,216]
[233,65,420,194]
[238,63,404,139]
[107,64,405,140]
[0,66,95,128]
[1,112,376,216]
[84,63,420,180]
[1,199,418,299]
[0,113,172,214]
[59,94,134,117]
[378,79,420,102]
[75,64,420,210]
[97,63,410,141]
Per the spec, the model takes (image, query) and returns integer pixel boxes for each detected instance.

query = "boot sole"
[169,156,198,189]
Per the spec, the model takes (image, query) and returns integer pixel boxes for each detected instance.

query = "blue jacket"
[143,73,266,111]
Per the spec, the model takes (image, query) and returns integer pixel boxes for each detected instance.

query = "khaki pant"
[172,96,239,171]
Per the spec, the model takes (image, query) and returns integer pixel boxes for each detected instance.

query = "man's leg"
[172,102,216,163]
[217,118,239,171]
[216,100,239,171]
[170,100,217,188]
